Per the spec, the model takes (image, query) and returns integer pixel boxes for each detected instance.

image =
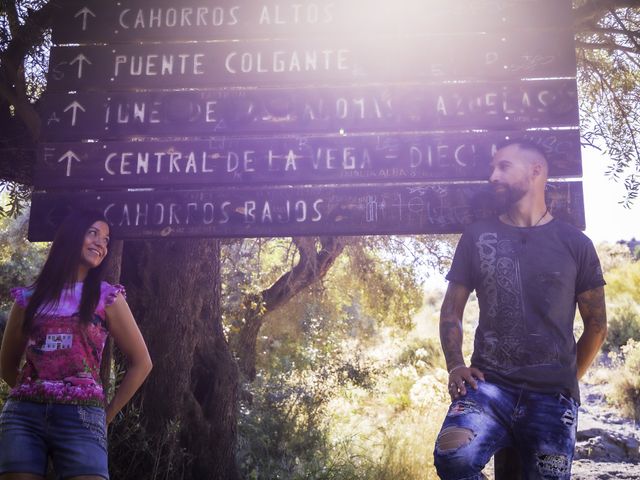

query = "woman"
[0,210,152,480]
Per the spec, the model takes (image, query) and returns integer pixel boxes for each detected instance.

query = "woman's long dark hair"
[23,210,111,333]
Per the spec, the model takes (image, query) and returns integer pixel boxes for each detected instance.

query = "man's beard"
[491,182,527,212]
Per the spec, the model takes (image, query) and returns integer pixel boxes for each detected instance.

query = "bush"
[398,338,445,370]
[108,404,193,480]
[608,339,640,421]
[0,211,48,316]
[604,297,640,351]
[327,368,449,480]
[237,356,368,479]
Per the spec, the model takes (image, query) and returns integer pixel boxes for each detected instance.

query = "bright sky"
[581,146,639,244]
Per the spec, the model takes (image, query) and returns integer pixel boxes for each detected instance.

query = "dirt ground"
[571,379,639,479]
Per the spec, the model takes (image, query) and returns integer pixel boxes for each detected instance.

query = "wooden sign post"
[32,0,582,240]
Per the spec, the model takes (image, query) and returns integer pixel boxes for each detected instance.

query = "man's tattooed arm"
[439,282,471,371]
[576,286,607,380]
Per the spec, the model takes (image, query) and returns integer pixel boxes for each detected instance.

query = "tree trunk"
[114,238,240,480]
[234,236,347,380]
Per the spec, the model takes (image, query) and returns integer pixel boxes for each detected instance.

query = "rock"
[575,427,640,463]
[577,427,607,441]
[624,437,640,461]
[572,459,640,480]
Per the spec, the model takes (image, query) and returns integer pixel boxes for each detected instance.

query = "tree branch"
[576,39,639,53]
[582,56,640,167]
[574,0,640,30]
[234,236,348,379]
[0,1,59,143]
[580,26,640,39]
[262,236,346,312]
[610,8,640,50]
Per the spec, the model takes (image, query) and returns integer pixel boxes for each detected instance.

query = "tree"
[111,238,241,479]
[574,0,640,207]
[0,0,54,213]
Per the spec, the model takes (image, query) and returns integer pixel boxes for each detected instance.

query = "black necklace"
[507,207,549,228]
[507,208,549,245]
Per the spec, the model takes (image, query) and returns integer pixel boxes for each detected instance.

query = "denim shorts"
[433,381,578,480]
[0,399,109,479]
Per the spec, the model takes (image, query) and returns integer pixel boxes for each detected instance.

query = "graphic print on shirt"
[41,332,73,351]
[477,233,498,317]
[475,233,558,373]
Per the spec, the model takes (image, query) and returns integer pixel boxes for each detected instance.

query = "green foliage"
[237,322,450,480]
[605,298,640,351]
[605,255,640,304]
[221,236,451,334]
[596,242,634,272]
[0,210,48,316]
[237,374,330,479]
[339,251,424,331]
[221,238,303,340]
[603,257,640,350]
[237,336,377,479]
[397,337,444,370]
[227,233,449,479]
[608,339,640,421]
[323,332,449,480]
[0,183,32,219]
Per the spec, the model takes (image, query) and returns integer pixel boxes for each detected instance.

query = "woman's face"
[80,221,110,270]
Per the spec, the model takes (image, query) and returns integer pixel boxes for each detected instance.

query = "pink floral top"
[9,281,124,407]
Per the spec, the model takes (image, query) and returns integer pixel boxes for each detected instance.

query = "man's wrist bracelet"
[448,364,466,375]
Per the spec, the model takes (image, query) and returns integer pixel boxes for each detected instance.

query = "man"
[433,140,607,479]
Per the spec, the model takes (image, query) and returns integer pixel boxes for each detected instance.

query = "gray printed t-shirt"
[446,218,605,401]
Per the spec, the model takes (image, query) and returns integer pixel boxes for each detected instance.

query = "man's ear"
[531,161,543,178]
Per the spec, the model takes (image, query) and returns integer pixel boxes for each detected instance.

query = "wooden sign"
[46,30,576,92]
[34,0,582,240]
[35,130,582,189]
[52,0,573,43]
[28,181,585,241]
[39,80,579,141]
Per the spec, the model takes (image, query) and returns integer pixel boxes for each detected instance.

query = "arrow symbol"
[58,151,81,177]
[74,7,96,31]
[70,54,91,79]
[63,101,85,126]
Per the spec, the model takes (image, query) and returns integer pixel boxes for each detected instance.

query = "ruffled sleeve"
[102,282,126,307]
[10,287,30,308]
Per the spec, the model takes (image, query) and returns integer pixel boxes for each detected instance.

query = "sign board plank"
[46,31,576,92]
[28,181,584,241]
[35,130,582,189]
[39,80,579,141]
[52,0,573,44]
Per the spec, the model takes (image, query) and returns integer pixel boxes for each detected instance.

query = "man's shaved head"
[496,139,549,174]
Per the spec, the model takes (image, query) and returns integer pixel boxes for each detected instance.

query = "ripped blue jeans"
[433,381,578,480]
